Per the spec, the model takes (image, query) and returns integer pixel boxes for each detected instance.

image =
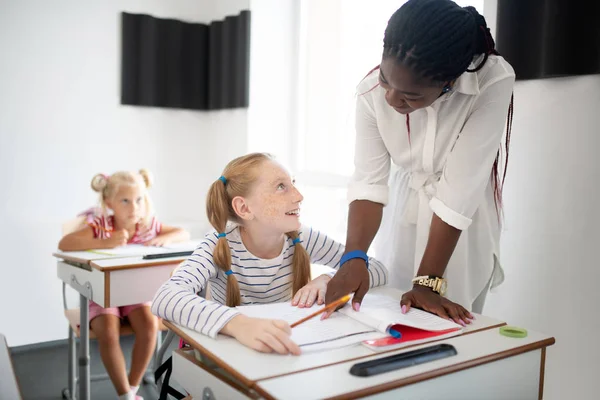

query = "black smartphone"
[349,343,457,377]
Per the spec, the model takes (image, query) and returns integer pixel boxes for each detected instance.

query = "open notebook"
[236,293,462,352]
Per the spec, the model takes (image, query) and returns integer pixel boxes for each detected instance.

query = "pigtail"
[138,169,153,188]
[91,174,109,193]
[206,177,241,307]
[286,231,311,296]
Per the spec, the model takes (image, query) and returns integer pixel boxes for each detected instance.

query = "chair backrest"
[0,334,23,400]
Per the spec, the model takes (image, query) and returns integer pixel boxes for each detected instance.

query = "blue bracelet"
[340,250,369,269]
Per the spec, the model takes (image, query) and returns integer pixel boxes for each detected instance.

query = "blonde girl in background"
[152,153,388,355]
[59,169,189,400]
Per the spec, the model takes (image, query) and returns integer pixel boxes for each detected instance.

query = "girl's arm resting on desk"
[220,315,301,355]
[152,243,301,354]
[151,244,239,338]
[144,224,190,247]
[58,226,128,251]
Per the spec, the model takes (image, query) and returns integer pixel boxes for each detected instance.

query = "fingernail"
[401,305,407,313]
[353,303,360,312]
[460,320,467,327]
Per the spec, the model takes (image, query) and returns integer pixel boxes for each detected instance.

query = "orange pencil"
[290,294,352,328]
[87,222,113,233]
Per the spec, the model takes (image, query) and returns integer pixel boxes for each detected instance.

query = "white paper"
[87,240,198,257]
[236,302,378,351]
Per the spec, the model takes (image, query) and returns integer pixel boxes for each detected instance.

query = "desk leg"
[155,330,176,388]
[68,327,76,398]
[79,294,90,400]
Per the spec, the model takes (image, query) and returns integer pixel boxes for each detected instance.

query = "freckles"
[259,194,280,220]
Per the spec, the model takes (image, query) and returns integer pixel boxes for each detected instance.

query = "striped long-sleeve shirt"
[151,224,388,338]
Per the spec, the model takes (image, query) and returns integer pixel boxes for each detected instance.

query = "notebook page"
[339,294,462,332]
[236,302,379,351]
[87,241,197,257]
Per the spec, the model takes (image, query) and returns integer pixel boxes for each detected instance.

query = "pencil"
[87,222,113,233]
[290,294,352,328]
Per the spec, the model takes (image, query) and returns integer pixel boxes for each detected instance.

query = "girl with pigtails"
[152,153,388,354]
[58,169,189,400]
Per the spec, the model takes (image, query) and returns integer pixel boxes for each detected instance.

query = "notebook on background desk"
[236,293,463,352]
[85,240,198,257]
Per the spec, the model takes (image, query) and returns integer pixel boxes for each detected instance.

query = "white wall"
[485,74,600,400]
[482,1,600,398]
[247,0,299,165]
[0,0,249,346]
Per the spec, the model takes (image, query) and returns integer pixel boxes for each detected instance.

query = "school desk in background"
[53,241,197,400]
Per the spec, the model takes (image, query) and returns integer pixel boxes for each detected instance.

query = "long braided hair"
[376,0,514,213]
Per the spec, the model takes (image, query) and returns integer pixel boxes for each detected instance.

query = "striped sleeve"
[151,232,240,338]
[301,225,388,288]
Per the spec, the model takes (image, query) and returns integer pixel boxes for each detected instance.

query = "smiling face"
[233,159,304,234]
[378,57,448,114]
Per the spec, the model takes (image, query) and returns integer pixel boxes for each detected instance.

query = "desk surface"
[89,255,189,271]
[255,327,554,400]
[53,240,199,271]
[52,250,120,265]
[165,287,507,387]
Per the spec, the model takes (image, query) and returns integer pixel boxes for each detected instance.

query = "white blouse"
[348,54,515,308]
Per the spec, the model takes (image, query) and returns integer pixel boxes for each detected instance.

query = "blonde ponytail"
[287,231,311,296]
[138,168,153,188]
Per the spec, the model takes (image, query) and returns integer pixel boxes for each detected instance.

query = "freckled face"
[244,160,304,233]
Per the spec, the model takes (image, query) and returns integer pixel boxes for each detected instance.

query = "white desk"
[165,287,554,399]
[53,246,196,400]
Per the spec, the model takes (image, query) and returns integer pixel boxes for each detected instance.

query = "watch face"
[440,280,447,296]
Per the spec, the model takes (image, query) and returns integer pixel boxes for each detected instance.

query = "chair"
[60,218,168,399]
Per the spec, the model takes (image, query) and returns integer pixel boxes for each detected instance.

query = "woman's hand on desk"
[221,315,301,355]
[292,274,331,308]
[105,229,129,248]
[401,287,473,327]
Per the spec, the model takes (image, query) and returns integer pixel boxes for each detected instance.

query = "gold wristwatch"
[412,275,447,296]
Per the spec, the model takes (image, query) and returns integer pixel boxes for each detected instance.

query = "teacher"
[326,0,515,326]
